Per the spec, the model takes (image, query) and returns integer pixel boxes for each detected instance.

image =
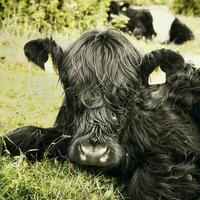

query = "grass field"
[0,14,200,200]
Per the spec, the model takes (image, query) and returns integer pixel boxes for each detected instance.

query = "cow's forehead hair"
[60,29,143,89]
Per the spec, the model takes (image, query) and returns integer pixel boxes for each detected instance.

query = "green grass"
[0,14,199,200]
[0,157,124,200]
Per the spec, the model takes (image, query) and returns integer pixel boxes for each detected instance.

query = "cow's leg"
[1,126,71,160]
[53,95,75,135]
[1,94,73,161]
[54,96,68,132]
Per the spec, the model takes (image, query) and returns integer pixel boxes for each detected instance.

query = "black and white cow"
[108,1,194,44]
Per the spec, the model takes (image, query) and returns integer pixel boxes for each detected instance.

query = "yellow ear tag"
[44,54,56,74]
[148,66,166,85]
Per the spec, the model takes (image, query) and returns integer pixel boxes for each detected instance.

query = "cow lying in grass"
[2,29,200,199]
[108,1,194,44]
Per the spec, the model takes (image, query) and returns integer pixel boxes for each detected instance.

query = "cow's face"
[59,30,142,167]
[23,30,142,168]
[68,101,126,167]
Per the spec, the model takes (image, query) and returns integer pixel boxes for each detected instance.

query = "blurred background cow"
[108,1,194,44]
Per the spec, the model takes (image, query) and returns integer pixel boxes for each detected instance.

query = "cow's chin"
[67,135,123,168]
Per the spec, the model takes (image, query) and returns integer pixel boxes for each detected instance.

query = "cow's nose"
[79,144,109,166]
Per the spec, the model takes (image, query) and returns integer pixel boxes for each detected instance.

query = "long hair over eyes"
[59,29,143,93]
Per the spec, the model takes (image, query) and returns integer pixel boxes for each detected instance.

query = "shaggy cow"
[108,1,194,44]
[2,29,200,200]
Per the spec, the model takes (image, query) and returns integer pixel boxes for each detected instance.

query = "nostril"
[80,144,108,157]
[77,144,112,166]
[99,152,109,163]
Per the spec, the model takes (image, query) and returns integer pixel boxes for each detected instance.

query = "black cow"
[2,29,200,199]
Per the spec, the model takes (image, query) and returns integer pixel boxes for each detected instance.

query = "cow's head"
[107,1,130,21]
[59,30,143,167]
[24,30,143,167]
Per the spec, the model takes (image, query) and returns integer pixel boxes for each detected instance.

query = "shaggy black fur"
[2,29,200,200]
[122,7,156,40]
[107,1,194,44]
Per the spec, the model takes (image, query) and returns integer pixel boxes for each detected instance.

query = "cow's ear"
[141,49,185,85]
[24,38,63,74]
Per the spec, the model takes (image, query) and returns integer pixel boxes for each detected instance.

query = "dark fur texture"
[107,1,130,21]
[24,37,63,71]
[107,1,156,39]
[169,18,194,44]
[107,1,194,44]
[2,29,200,199]
[122,7,156,39]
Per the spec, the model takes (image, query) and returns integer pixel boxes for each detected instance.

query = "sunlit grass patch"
[0,157,124,200]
